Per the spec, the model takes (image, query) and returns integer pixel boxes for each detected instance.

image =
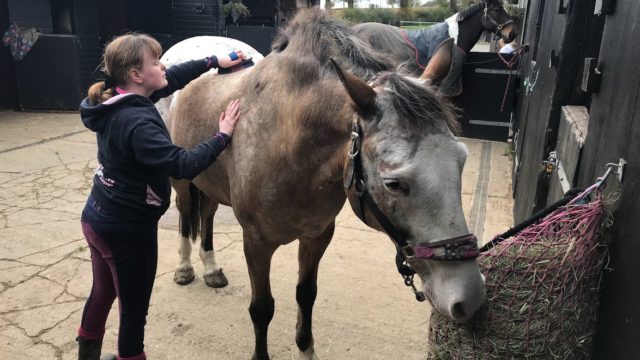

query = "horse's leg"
[296,222,335,360]
[199,193,228,288]
[173,180,198,285]
[244,235,278,360]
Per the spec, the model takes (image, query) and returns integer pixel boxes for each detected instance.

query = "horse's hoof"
[300,348,319,360]
[173,268,195,285]
[204,269,228,288]
[251,352,270,360]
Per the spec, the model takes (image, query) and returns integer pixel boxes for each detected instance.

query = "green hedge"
[332,6,454,26]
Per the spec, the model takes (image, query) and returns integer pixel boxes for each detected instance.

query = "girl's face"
[137,49,167,94]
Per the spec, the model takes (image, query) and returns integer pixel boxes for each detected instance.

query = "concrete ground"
[0,110,513,359]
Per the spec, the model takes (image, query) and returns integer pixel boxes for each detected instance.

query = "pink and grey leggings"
[79,211,158,360]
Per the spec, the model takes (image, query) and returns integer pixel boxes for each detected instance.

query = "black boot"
[77,336,117,360]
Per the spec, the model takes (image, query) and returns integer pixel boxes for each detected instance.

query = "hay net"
[428,187,609,360]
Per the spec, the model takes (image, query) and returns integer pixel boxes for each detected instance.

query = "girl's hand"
[218,50,246,69]
[219,99,241,136]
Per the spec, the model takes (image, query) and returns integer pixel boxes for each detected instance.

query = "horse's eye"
[383,179,408,194]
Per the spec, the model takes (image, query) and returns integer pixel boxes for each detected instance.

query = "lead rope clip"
[403,274,426,302]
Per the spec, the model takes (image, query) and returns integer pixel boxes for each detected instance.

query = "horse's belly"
[234,184,346,242]
[192,161,232,205]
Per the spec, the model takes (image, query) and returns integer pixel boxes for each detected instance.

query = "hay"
[428,192,609,360]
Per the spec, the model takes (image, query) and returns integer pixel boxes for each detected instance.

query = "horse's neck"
[451,13,483,53]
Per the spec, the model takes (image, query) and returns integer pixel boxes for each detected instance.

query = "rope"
[480,188,583,253]
[496,45,527,112]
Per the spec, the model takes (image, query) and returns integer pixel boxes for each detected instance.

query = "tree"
[449,0,458,12]
[223,0,250,24]
[387,0,398,7]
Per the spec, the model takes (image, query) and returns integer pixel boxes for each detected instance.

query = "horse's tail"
[183,182,201,243]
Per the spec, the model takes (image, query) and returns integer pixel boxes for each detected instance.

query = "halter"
[344,118,480,302]
[480,0,514,35]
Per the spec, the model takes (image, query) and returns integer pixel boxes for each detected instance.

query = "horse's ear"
[329,58,377,117]
[420,38,454,85]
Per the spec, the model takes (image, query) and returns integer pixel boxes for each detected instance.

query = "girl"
[76,33,244,360]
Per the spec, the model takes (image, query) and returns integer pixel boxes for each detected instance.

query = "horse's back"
[353,22,404,50]
[353,22,416,69]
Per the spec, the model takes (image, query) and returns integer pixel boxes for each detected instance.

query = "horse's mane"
[271,8,459,134]
[457,2,483,22]
[271,8,393,81]
[369,73,460,134]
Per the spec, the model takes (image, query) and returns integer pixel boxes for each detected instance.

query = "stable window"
[50,0,74,34]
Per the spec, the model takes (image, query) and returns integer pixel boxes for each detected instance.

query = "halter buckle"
[401,245,416,259]
[348,131,360,159]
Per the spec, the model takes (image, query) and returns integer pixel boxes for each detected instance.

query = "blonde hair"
[87,33,162,104]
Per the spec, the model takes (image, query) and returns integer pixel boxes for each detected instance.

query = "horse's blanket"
[404,22,450,69]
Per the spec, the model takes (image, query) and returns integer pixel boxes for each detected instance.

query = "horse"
[168,8,485,359]
[353,0,515,95]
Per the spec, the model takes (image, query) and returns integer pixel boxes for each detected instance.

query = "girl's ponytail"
[87,81,115,105]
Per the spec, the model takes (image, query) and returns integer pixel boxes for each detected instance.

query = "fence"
[399,20,437,29]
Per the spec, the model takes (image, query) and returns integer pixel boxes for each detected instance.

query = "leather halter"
[480,0,514,35]
[343,118,480,301]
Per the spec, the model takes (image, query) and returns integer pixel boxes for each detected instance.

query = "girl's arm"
[129,118,229,180]
[149,51,245,102]
[149,58,215,102]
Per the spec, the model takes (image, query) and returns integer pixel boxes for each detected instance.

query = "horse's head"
[458,0,516,44]
[333,62,486,322]
[481,0,516,43]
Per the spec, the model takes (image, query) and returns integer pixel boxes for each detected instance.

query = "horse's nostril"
[450,302,468,321]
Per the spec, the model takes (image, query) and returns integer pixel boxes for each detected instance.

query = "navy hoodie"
[81,58,228,222]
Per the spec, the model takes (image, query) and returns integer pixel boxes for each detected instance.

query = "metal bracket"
[595,158,626,189]
[551,152,572,193]
[525,62,539,96]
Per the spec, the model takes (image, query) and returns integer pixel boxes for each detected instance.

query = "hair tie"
[104,76,116,89]
[229,51,239,61]
[93,66,116,89]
